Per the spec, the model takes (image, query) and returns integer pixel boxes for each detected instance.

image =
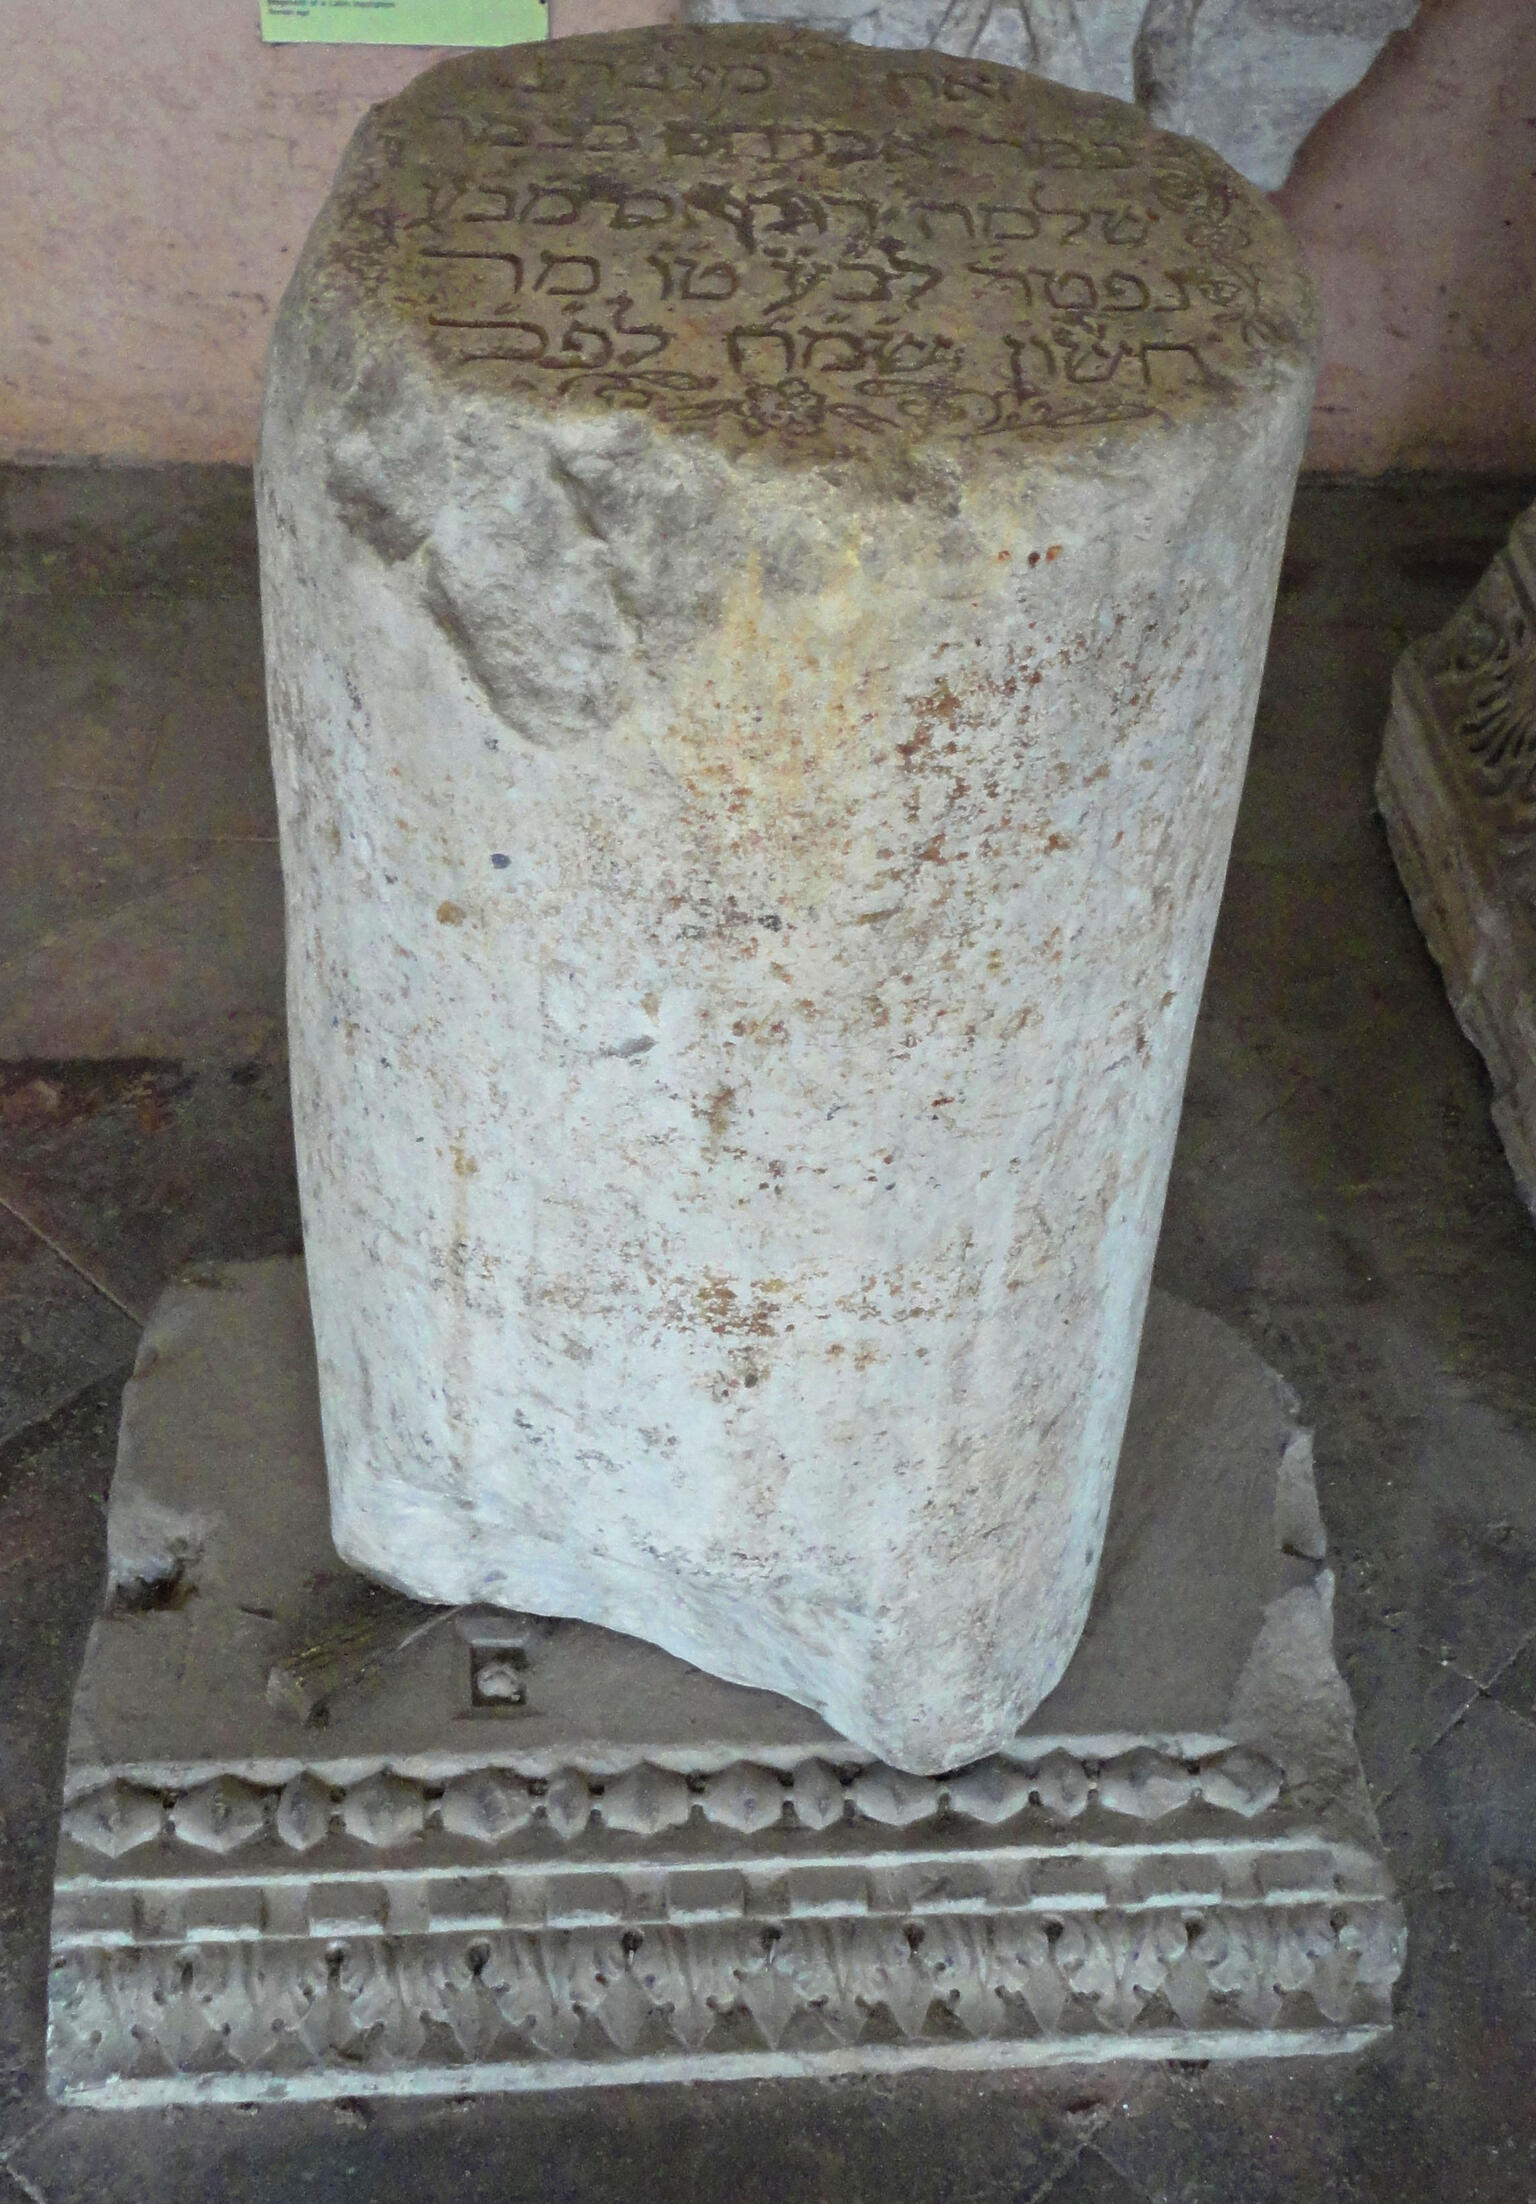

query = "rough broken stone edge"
[49,1898,1404,2103]
[678,0,1421,192]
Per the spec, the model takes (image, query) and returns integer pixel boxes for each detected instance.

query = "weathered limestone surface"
[258,27,1318,1771]
[1378,502,1536,1222]
[679,0,1421,192]
[48,1263,1401,2104]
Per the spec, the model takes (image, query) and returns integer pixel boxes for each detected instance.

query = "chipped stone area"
[47,1261,1401,2103]
[1378,501,1536,1223]
[679,0,1421,192]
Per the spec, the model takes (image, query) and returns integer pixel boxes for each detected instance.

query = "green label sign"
[260,0,546,45]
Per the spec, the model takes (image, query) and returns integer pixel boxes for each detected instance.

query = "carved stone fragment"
[259,29,1318,1773]
[1378,502,1536,1223]
[680,0,1421,191]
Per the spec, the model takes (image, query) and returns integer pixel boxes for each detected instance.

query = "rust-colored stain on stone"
[259,25,1318,1769]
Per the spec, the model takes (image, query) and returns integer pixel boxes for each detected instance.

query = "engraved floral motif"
[49,1898,1404,2093]
[740,377,826,436]
[1421,557,1536,823]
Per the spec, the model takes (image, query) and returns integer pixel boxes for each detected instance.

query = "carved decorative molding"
[1413,509,1536,838]
[59,1744,1284,1862]
[51,1898,1403,2100]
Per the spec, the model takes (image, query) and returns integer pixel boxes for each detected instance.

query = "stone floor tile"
[0,1058,300,1328]
[0,1381,121,2133]
[1331,1614,1479,1805]
[8,2076,1083,2204]
[1089,2060,1434,2204]
[0,464,258,604]
[0,1207,137,1448]
[0,493,279,1062]
[1484,1636,1536,1729]
[1037,2141,1155,2203]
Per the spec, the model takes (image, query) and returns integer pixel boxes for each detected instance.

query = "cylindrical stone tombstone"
[258,26,1317,1771]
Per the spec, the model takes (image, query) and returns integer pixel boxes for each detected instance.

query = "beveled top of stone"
[292,25,1317,469]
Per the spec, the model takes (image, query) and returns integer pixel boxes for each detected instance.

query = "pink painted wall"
[2,0,1532,473]
[1275,0,1536,475]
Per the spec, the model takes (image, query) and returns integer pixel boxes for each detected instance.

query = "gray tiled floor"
[2,468,1536,2200]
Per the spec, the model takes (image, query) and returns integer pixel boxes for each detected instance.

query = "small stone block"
[307,1884,389,1935]
[340,1773,426,1849]
[1032,1752,1091,1820]
[785,1864,870,1917]
[599,1766,692,1838]
[788,1760,845,1832]
[1256,1849,1339,1901]
[440,1769,533,1844]
[945,1760,1034,1825]
[701,1763,785,1835]
[850,1768,938,1828]
[62,1782,162,1859]
[170,1776,268,1855]
[1097,1750,1196,1820]
[542,1772,592,1840]
[133,1889,187,1943]
[185,1884,267,1939]
[275,1771,333,1852]
[427,1877,511,1930]
[1027,1856,1112,1907]
[545,1873,629,1927]
[665,1868,747,1922]
[51,1888,137,1947]
[1199,1749,1283,1817]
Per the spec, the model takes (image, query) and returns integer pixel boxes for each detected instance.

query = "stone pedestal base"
[47,1262,1402,2104]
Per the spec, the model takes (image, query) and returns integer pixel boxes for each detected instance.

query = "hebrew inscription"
[336,28,1314,456]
